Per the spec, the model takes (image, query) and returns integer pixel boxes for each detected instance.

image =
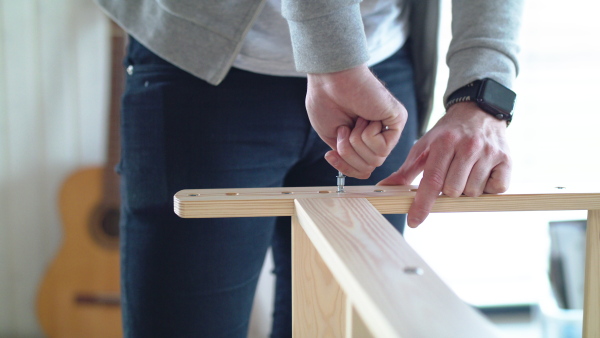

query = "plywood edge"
[174,185,600,218]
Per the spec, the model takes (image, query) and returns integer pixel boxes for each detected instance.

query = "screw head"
[404,267,424,275]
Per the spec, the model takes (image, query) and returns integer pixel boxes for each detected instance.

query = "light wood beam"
[292,214,346,337]
[174,185,600,218]
[583,209,600,338]
[294,198,500,337]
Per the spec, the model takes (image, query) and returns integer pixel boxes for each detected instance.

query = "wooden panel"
[583,210,600,338]
[174,185,600,218]
[294,198,500,337]
[292,214,346,337]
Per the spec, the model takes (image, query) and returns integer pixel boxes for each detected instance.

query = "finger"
[348,118,387,168]
[334,126,374,179]
[484,161,511,194]
[362,120,401,157]
[378,141,429,186]
[407,143,455,227]
[442,140,482,198]
[324,150,371,179]
[462,159,490,197]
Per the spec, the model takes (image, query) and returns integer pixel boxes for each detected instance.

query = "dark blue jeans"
[119,37,418,338]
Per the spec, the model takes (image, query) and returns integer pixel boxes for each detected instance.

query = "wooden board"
[174,185,600,218]
[583,209,600,338]
[294,198,501,337]
[292,214,346,337]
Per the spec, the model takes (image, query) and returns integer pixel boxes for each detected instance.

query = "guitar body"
[37,167,122,338]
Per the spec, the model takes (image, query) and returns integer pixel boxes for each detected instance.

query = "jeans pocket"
[119,67,171,214]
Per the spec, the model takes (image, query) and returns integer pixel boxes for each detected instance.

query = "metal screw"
[337,171,346,193]
[188,193,198,196]
[281,191,293,195]
[555,186,566,190]
[374,189,385,193]
[126,65,134,75]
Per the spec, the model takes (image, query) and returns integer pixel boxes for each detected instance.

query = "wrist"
[445,78,516,126]
[307,64,370,85]
[446,102,508,129]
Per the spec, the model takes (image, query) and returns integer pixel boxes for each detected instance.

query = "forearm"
[445,0,524,101]
[281,0,369,73]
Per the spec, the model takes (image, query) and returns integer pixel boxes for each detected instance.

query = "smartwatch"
[445,78,516,125]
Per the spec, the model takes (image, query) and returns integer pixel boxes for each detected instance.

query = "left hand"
[379,102,512,227]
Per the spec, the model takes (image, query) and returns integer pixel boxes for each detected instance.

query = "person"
[95,0,523,336]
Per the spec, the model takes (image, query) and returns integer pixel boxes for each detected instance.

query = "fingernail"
[338,126,349,140]
[408,217,422,228]
[325,152,338,166]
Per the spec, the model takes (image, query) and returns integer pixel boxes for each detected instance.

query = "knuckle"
[462,137,483,157]
[374,156,386,168]
[371,146,389,158]
[486,180,509,193]
[463,187,482,197]
[425,170,446,190]
[442,186,462,198]
[438,130,459,145]
[357,171,372,180]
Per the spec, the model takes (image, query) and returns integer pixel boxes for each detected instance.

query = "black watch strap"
[445,80,482,110]
[445,78,516,125]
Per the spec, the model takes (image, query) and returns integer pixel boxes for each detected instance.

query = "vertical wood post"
[583,209,600,337]
[292,214,347,337]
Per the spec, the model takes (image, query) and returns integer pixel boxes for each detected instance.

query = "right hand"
[306,64,408,179]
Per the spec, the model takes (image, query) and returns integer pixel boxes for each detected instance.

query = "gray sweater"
[95,0,522,135]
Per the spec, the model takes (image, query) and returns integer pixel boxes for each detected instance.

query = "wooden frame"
[174,185,600,337]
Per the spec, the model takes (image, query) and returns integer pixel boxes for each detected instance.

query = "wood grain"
[292,215,347,337]
[294,198,500,337]
[583,209,600,338]
[174,185,600,218]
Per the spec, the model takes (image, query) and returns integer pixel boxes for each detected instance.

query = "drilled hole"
[225,192,239,196]
[404,267,424,275]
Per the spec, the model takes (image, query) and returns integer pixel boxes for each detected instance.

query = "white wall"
[0,1,110,335]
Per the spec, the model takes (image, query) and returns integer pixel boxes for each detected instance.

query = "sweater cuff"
[286,4,369,74]
[444,46,519,104]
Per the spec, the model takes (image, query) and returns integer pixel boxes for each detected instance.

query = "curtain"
[0,0,110,335]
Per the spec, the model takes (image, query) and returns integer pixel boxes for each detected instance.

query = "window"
[404,0,600,308]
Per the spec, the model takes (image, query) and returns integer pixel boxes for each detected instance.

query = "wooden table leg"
[583,209,600,337]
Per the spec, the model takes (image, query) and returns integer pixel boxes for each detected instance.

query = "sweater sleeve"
[444,0,524,102]
[281,0,369,74]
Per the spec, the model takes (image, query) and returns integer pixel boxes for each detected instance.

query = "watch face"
[480,79,516,114]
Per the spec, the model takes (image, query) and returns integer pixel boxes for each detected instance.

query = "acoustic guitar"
[36,22,125,338]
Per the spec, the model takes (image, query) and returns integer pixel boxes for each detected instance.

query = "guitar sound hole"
[101,209,120,239]
[90,206,120,250]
